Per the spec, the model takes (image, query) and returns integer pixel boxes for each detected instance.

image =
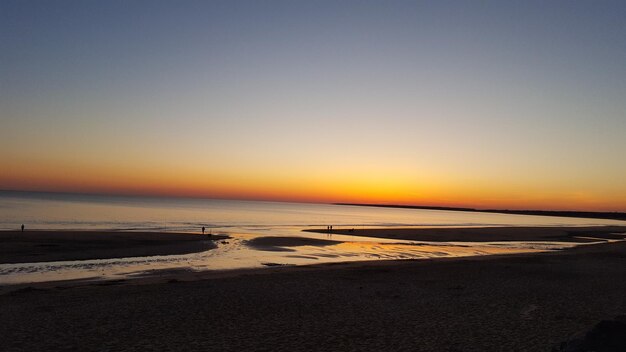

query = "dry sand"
[1,227,626,351]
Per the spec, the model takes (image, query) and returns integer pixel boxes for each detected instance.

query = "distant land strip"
[334,203,626,222]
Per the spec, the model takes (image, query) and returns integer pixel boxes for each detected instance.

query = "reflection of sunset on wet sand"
[2,224,621,286]
[2,0,626,350]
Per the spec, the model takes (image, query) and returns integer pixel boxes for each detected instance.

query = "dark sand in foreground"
[0,231,227,264]
[1,227,626,351]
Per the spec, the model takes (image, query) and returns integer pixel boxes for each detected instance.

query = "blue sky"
[2,1,625,210]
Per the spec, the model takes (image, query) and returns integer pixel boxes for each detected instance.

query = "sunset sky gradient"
[2,1,626,211]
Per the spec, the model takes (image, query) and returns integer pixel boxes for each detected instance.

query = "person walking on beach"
[202,226,205,235]
[21,224,24,232]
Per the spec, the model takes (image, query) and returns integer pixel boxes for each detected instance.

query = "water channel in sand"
[2,192,624,285]
[0,226,605,285]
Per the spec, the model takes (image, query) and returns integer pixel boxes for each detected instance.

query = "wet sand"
[245,236,341,251]
[0,231,227,264]
[4,226,624,265]
[1,227,626,351]
[305,225,626,242]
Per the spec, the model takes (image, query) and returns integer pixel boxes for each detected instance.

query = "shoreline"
[4,225,625,265]
[1,226,624,292]
[2,236,626,350]
[305,225,626,242]
[3,235,618,293]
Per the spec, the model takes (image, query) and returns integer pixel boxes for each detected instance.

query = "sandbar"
[1,234,626,351]
[0,231,227,264]
[305,225,626,242]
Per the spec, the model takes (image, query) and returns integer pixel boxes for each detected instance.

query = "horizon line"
[1,188,624,216]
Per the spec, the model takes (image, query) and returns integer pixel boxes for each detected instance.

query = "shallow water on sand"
[1,191,624,285]
[0,228,598,285]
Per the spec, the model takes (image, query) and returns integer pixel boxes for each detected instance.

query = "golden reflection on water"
[0,231,584,286]
[333,241,540,258]
[1,194,623,287]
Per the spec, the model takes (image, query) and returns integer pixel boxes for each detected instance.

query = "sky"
[1,0,625,211]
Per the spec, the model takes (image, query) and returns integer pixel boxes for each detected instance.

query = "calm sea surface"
[1,191,624,286]
[1,190,623,232]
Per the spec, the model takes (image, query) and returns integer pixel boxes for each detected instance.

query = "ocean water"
[1,190,623,232]
[1,191,624,285]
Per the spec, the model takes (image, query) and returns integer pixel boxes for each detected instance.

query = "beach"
[1,226,626,351]
[306,225,626,242]
[5,0,626,350]
[0,231,226,264]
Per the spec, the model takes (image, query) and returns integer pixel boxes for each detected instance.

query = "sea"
[1,190,623,232]
[1,190,624,286]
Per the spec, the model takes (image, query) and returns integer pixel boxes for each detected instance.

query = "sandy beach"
[6,0,626,350]
[0,231,227,264]
[1,226,626,351]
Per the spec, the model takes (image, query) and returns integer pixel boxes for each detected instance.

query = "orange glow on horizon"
[3,1,626,215]
[2,160,625,212]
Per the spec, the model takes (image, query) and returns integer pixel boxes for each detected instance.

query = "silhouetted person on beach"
[21,224,24,232]
[202,226,205,235]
